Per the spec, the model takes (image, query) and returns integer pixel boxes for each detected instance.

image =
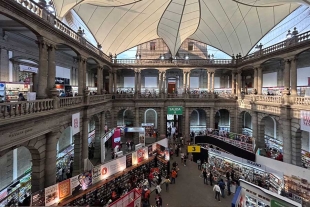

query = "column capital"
[158,68,167,73]
[284,55,298,63]
[135,68,141,73]
[77,55,87,63]
[36,36,54,48]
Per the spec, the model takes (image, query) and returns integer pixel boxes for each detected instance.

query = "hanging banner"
[20,65,38,73]
[70,175,81,195]
[72,113,80,135]
[31,189,45,206]
[301,110,310,132]
[167,106,183,115]
[58,179,71,200]
[45,184,59,206]
[112,128,121,149]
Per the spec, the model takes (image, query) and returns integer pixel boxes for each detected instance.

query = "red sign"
[137,148,145,163]
[101,167,108,175]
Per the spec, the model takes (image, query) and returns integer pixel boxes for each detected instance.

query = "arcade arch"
[117,109,134,127]
[214,109,230,131]
[144,109,158,129]
[190,109,207,135]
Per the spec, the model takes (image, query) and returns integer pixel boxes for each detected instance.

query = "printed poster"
[108,156,126,175]
[31,190,45,206]
[126,153,133,168]
[70,175,80,195]
[139,132,145,145]
[132,151,138,165]
[45,184,59,206]
[301,110,310,132]
[148,145,153,157]
[72,112,80,135]
[92,165,103,184]
[137,148,147,163]
[78,170,92,190]
[58,179,71,200]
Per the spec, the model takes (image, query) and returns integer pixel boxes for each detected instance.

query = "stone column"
[160,107,165,138]
[135,107,140,127]
[47,44,56,95]
[253,68,258,92]
[283,59,290,91]
[291,129,302,166]
[73,133,82,176]
[82,118,89,170]
[207,71,211,92]
[209,107,214,129]
[138,70,142,92]
[0,48,9,81]
[31,156,45,193]
[187,71,191,90]
[114,70,117,93]
[135,70,138,93]
[290,57,297,96]
[158,71,162,94]
[252,111,263,149]
[45,131,58,187]
[231,73,235,95]
[257,67,263,95]
[183,71,187,92]
[162,71,166,93]
[281,118,292,164]
[97,66,102,95]
[37,37,49,98]
[109,70,113,94]
[101,112,106,137]
[184,107,189,141]
[237,71,242,97]
[211,72,215,92]
[78,56,86,95]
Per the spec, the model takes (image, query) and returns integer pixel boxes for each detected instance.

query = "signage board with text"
[187,145,201,153]
[167,106,183,115]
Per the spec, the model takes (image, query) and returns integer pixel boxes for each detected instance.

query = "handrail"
[294,96,310,105]
[59,96,83,107]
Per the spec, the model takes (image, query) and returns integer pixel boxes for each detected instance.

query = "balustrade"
[89,95,106,104]
[114,94,135,99]
[59,96,83,107]
[294,97,310,105]
[0,99,54,119]
[255,95,283,104]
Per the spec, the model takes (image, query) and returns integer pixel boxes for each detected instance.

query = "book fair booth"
[30,139,169,207]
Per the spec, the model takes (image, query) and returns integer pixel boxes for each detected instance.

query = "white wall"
[56,66,70,79]
[145,77,157,87]
[297,67,310,86]
[263,72,277,87]
[214,77,220,88]
[124,77,135,87]
[190,77,199,88]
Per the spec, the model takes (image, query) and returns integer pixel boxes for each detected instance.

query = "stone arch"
[56,43,80,57]
[295,47,310,57]
[89,114,101,159]
[239,111,252,135]
[144,108,158,129]
[117,108,134,127]
[189,108,207,134]
[214,108,230,131]
[291,117,307,167]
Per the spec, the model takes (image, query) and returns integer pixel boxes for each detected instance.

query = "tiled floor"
[149,156,232,207]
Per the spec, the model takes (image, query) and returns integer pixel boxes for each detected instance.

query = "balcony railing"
[0,99,54,119]
[59,96,83,107]
[89,95,106,104]
[11,0,111,63]
[254,95,283,104]
[294,96,310,105]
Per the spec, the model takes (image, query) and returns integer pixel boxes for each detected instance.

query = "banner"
[45,184,59,206]
[132,151,138,165]
[148,145,153,157]
[137,148,147,163]
[31,190,45,206]
[301,110,310,132]
[108,156,126,175]
[92,165,103,184]
[70,175,81,195]
[112,128,121,149]
[58,179,71,200]
[20,65,38,73]
[72,113,80,135]
[78,170,92,190]
[126,153,133,168]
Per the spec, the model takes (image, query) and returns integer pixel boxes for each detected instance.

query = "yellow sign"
[187,145,201,153]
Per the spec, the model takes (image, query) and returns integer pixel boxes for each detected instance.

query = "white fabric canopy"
[53,0,307,56]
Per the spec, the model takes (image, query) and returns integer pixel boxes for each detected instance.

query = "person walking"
[183,154,187,166]
[203,169,208,185]
[171,169,177,184]
[197,159,201,170]
[164,176,170,191]
[213,183,221,201]
[155,184,162,195]
[218,179,226,198]
[227,178,232,195]
[209,171,213,186]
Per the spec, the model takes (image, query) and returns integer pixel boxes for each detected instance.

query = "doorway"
[168,83,176,93]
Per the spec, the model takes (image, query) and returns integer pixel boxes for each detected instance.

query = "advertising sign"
[70,175,81,195]
[31,190,45,206]
[270,200,289,207]
[101,156,126,179]
[137,148,147,163]
[132,151,138,165]
[167,106,183,115]
[45,184,59,206]
[126,153,133,168]
[300,110,310,132]
[112,128,121,149]
[58,179,71,200]
[92,165,103,184]
[72,113,80,135]
[78,170,92,190]
[20,65,38,73]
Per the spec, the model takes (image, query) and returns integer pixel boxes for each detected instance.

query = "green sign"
[271,200,289,207]
[167,106,183,115]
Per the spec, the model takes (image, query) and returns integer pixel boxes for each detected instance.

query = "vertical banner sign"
[45,184,59,206]
[301,111,310,132]
[72,112,80,135]
[58,179,71,200]
[112,128,121,149]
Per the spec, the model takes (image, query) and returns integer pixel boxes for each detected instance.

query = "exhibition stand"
[232,180,301,207]
[30,139,169,207]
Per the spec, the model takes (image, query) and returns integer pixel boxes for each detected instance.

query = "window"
[188,42,194,51]
[150,42,156,50]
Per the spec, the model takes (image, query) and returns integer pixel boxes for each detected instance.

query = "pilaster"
[257,66,263,95]
[44,131,58,187]
[36,36,49,99]
[82,117,89,170]
[78,55,87,95]
[47,43,56,96]
[289,56,298,96]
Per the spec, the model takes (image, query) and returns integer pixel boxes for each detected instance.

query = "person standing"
[227,178,231,195]
[171,169,177,184]
[183,154,187,166]
[213,183,221,202]
[197,159,201,170]
[218,179,226,198]
[209,171,213,186]
[164,176,170,191]
[203,169,208,185]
